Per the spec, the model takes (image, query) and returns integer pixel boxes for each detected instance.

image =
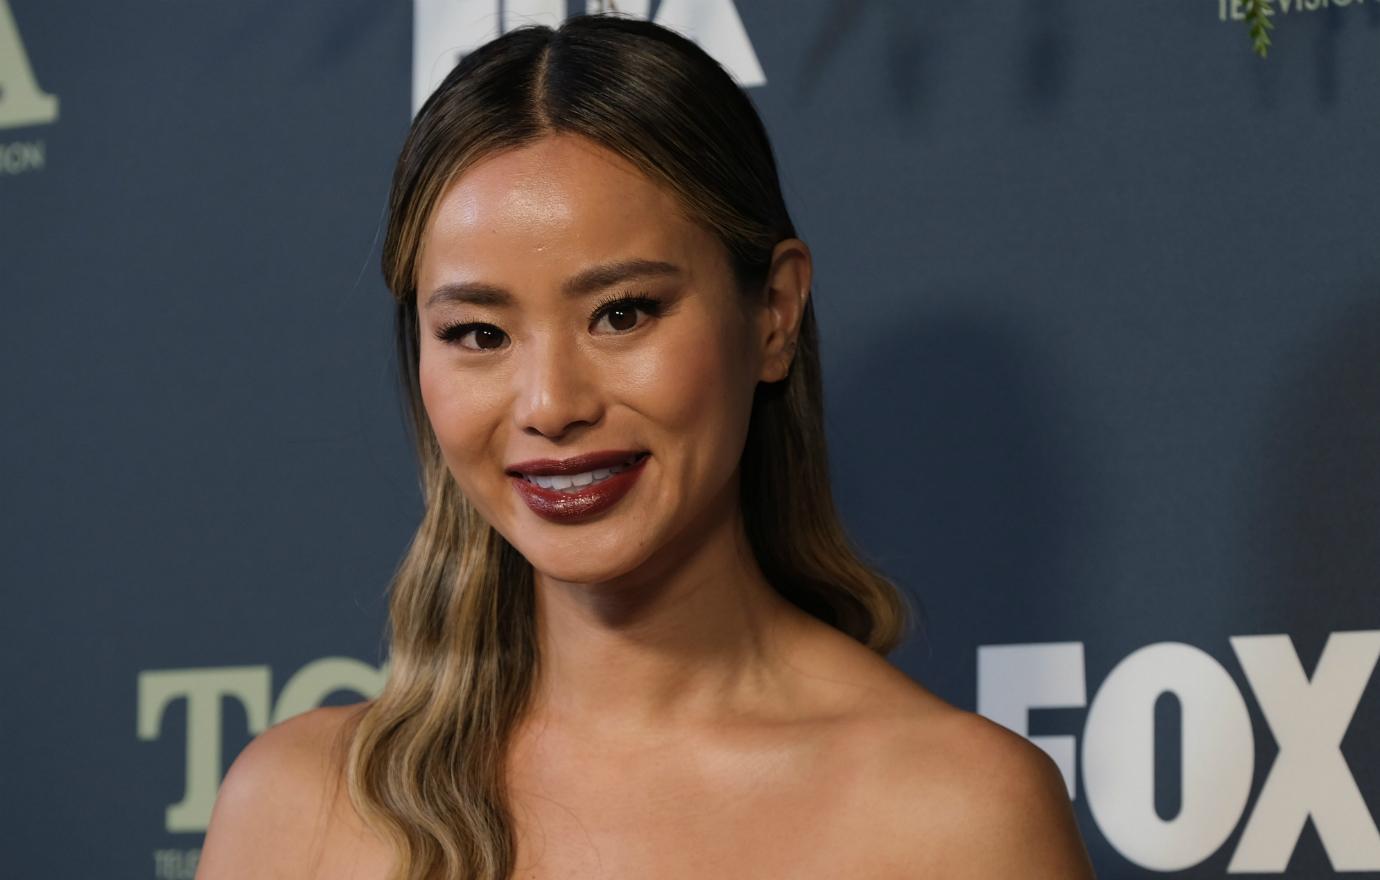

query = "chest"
[503,739,914,880]
[507,793,889,879]
[314,732,931,880]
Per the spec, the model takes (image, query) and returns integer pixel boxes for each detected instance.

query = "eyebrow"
[424,258,684,309]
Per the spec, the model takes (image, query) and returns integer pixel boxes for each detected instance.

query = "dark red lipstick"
[506,450,649,523]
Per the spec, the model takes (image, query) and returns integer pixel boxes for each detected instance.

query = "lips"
[507,451,650,523]
[506,449,647,478]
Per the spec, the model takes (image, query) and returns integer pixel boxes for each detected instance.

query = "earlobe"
[761,335,798,384]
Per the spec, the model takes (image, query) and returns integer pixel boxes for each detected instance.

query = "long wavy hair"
[344,14,912,880]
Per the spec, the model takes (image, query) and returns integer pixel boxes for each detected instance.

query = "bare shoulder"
[196,703,371,880]
[775,618,1091,874]
[849,690,1096,878]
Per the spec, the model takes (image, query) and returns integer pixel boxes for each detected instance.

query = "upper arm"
[196,707,352,880]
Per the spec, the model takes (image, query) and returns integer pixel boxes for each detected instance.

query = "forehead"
[418,134,720,292]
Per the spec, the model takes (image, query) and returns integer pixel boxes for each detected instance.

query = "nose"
[511,334,603,440]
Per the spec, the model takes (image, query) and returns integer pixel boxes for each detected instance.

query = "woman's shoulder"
[840,682,1095,878]
[219,701,367,798]
[196,702,378,880]
[782,621,1092,875]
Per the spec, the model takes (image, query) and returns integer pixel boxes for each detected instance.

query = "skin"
[195,133,1096,880]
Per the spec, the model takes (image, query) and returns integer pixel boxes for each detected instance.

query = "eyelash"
[433,292,665,350]
[590,291,664,326]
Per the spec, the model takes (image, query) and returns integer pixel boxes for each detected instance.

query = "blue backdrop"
[3,1,1378,877]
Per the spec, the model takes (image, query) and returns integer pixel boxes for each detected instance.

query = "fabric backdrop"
[3,1,1378,877]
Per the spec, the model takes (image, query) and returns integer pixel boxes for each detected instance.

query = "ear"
[756,237,812,384]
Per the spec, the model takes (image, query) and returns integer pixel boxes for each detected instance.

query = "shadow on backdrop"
[822,299,1086,694]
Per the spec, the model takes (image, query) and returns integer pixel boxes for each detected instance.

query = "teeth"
[525,454,644,493]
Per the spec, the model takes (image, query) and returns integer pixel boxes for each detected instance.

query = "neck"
[525,494,806,735]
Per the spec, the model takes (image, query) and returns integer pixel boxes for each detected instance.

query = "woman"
[199,14,1095,880]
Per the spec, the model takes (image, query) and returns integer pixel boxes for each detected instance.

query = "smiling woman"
[196,12,1094,880]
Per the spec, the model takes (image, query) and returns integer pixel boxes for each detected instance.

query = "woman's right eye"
[435,322,508,352]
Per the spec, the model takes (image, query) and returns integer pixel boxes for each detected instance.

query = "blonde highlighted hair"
[345,14,912,880]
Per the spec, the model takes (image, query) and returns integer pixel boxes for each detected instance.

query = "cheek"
[621,313,756,455]
[417,352,502,477]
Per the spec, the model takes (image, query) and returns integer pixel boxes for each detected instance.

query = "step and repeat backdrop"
[3,1,1378,877]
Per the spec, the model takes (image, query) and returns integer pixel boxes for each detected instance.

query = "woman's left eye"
[591,294,664,335]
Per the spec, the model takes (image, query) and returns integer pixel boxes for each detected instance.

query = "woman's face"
[414,133,785,585]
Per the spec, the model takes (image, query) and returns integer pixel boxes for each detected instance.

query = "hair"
[344,13,913,880]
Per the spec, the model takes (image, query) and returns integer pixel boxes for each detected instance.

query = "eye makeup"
[432,290,668,350]
[434,320,506,350]
[588,291,665,326]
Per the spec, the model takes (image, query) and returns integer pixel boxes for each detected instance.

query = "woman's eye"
[436,322,508,351]
[465,327,507,350]
[596,305,641,333]
[591,295,663,335]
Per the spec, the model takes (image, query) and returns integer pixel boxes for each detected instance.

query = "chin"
[525,556,638,586]
[513,530,654,587]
